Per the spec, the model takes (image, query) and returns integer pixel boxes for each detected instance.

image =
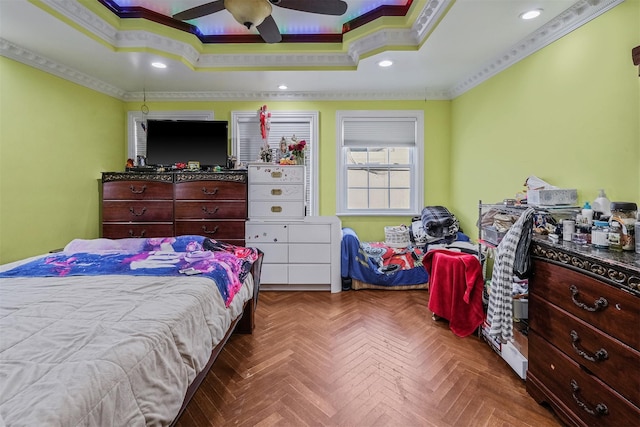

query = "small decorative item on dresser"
[288,136,306,164]
[188,161,200,170]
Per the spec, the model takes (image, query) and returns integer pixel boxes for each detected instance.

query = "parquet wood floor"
[175,290,563,427]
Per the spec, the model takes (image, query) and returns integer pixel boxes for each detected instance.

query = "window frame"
[335,110,424,216]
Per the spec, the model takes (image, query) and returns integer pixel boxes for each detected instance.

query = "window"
[336,110,424,216]
[231,111,319,216]
[127,111,214,160]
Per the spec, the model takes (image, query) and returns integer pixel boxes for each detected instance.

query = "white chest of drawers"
[245,216,342,292]
[248,164,305,220]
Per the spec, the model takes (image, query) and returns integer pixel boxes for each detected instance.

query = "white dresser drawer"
[248,165,304,184]
[250,242,288,263]
[249,201,305,219]
[289,243,330,263]
[249,184,304,201]
[289,224,330,243]
[245,223,288,243]
[289,265,331,284]
[261,264,288,284]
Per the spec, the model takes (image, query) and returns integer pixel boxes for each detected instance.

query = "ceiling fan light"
[224,0,272,29]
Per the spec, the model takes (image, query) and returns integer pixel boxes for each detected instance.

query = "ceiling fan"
[173,0,349,44]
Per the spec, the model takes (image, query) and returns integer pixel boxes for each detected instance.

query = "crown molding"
[448,0,624,98]
[122,89,451,102]
[0,38,127,99]
[38,0,446,71]
[1,0,620,101]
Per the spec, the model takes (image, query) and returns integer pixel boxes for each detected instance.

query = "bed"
[0,235,263,427]
[340,228,430,290]
[340,225,477,291]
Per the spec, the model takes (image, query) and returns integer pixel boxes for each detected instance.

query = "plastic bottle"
[581,202,593,225]
[592,189,611,217]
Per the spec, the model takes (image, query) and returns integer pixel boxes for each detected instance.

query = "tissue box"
[528,189,577,206]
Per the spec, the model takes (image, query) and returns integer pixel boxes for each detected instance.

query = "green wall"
[1,2,638,263]
[0,57,124,263]
[450,1,640,234]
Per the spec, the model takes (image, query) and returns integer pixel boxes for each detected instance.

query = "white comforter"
[0,260,252,427]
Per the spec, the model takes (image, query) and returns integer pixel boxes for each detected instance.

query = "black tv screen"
[145,120,229,168]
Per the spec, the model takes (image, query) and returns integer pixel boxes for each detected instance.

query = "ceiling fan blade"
[257,15,282,43]
[274,0,348,16]
[173,1,225,20]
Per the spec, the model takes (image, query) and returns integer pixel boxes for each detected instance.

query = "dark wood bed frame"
[170,252,263,426]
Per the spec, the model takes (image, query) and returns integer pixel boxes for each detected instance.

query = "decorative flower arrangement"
[278,135,307,165]
[289,139,307,159]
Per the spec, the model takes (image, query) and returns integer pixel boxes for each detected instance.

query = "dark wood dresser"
[527,238,640,427]
[102,171,247,244]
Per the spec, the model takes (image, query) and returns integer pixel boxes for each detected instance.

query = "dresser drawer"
[102,201,173,222]
[260,264,288,284]
[289,243,330,263]
[175,181,247,200]
[531,260,640,348]
[102,223,174,239]
[528,332,640,427]
[530,294,640,406]
[103,181,173,200]
[248,242,288,263]
[289,265,330,284]
[175,220,245,240]
[175,201,247,219]
[249,201,305,219]
[245,223,289,243]
[248,165,304,184]
[249,183,305,201]
[289,224,331,243]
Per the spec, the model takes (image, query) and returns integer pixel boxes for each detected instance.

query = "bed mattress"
[0,263,252,426]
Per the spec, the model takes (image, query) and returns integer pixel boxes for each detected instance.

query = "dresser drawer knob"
[129,207,147,217]
[129,185,147,194]
[202,225,219,235]
[202,206,220,215]
[202,187,219,195]
[570,379,609,417]
[271,189,282,196]
[128,229,146,238]
[271,171,282,178]
[570,330,609,362]
[271,206,282,213]
[569,285,608,312]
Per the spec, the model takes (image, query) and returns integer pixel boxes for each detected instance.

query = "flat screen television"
[145,119,229,168]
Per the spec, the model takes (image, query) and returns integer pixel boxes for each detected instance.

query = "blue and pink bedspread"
[0,236,261,307]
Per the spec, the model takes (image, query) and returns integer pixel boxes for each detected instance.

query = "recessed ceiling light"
[520,9,542,20]
[151,62,167,69]
[378,60,393,67]
[278,84,288,90]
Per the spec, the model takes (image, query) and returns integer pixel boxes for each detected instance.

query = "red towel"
[423,250,485,337]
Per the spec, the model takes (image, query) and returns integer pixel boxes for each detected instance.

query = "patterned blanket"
[0,236,260,307]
